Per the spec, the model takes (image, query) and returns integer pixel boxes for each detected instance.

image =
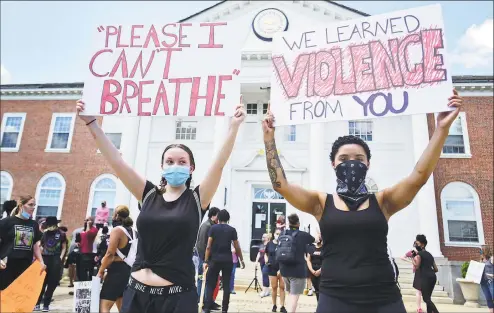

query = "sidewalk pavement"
[46,283,490,313]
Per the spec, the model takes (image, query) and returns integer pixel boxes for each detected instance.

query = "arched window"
[1,171,14,214]
[441,182,485,246]
[87,174,117,222]
[35,173,65,220]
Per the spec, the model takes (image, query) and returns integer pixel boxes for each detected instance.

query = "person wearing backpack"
[276,214,314,313]
[97,205,136,313]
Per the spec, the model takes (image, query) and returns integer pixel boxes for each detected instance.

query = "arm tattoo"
[264,139,287,189]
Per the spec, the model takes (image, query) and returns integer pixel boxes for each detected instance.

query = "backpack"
[115,226,138,267]
[276,230,299,264]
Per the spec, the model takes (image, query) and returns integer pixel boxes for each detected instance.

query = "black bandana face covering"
[335,160,370,211]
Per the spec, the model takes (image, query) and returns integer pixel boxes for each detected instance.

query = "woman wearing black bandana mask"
[261,90,463,313]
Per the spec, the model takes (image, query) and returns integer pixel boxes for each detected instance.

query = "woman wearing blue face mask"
[76,98,246,313]
[261,90,463,313]
[0,195,45,291]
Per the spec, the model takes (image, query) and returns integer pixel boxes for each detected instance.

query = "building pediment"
[234,149,306,172]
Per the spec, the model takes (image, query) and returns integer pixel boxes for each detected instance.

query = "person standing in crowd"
[97,206,135,313]
[196,207,221,309]
[412,235,439,313]
[276,214,314,313]
[261,91,462,313]
[76,216,98,281]
[230,242,238,295]
[64,226,83,290]
[403,242,423,313]
[76,98,245,313]
[276,215,286,232]
[0,196,45,290]
[58,226,69,285]
[203,209,245,313]
[304,242,315,297]
[306,233,323,302]
[95,201,110,229]
[35,216,67,312]
[1,199,17,219]
[257,233,271,298]
[95,224,110,274]
[480,246,494,313]
[265,229,287,313]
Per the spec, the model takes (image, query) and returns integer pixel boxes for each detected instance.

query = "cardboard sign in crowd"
[82,4,453,127]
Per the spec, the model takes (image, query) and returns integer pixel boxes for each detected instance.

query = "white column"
[306,123,325,234]
[128,117,153,221]
[411,114,443,257]
[209,116,231,209]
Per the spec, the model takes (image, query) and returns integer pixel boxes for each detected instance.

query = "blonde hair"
[11,195,34,216]
[482,245,492,260]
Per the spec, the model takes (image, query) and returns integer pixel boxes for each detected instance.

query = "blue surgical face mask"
[162,165,190,187]
[20,210,31,219]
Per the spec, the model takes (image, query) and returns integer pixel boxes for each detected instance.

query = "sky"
[1,0,492,85]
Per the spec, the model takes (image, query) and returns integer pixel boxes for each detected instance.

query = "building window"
[0,171,14,214]
[106,133,122,150]
[365,177,379,193]
[1,113,27,152]
[35,173,65,220]
[442,113,471,156]
[87,174,117,221]
[175,121,197,140]
[246,103,258,115]
[46,113,76,152]
[349,121,373,141]
[441,182,485,246]
[285,125,296,142]
[262,103,269,115]
[254,187,284,200]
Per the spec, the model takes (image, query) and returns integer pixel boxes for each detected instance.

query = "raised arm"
[76,100,146,201]
[199,102,246,209]
[380,90,463,219]
[262,110,325,220]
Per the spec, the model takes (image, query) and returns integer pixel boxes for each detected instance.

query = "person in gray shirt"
[64,226,83,288]
[195,207,219,305]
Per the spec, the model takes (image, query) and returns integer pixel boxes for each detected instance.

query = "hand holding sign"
[436,89,463,129]
[76,100,96,124]
[230,95,247,127]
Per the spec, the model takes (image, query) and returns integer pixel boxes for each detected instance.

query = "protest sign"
[73,277,101,313]
[270,4,453,126]
[465,260,485,284]
[82,22,246,117]
[0,261,46,313]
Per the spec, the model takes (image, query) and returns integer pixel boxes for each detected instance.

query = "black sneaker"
[272,305,277,312]
[280,306,287,313]
[42,306,50,312]
[211,302,221,311]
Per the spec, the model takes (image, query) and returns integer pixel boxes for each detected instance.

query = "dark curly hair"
[159,144,195,193]
[218,209,230,222]
[330,135,371,162]
[416,234,428,247]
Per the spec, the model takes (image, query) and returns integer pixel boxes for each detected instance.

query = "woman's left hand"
[437,89,463,129]
[230,95,246,127]
[40,262,47,275]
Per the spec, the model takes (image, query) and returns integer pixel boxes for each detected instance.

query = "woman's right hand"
[76,100,96,124]
[0,259,6,270]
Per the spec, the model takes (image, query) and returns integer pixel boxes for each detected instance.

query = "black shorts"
[64,250,79,268]
[266,264,280,277]
[100,262,131,301]
[121,276,198,313]
[316,293,407,313]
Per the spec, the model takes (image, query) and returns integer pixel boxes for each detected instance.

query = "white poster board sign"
[73,277,101,313]
[82,22,246,117]
[465,260,485,284]
[270,4,453,126]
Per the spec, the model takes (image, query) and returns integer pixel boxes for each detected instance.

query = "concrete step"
[402,294,453,304]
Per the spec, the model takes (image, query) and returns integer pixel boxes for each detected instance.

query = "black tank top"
[319,194,401,305]
[117,226,133,257]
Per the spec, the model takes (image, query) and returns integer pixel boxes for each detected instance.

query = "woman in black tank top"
[261,91,463,312]
[98,205,135,313]
[412,235,440,313]
[75,98,246,313]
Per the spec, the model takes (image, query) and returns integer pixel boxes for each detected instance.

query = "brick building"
[427,76,493,262]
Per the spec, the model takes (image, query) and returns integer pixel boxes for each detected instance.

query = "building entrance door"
[251,187,286,241]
